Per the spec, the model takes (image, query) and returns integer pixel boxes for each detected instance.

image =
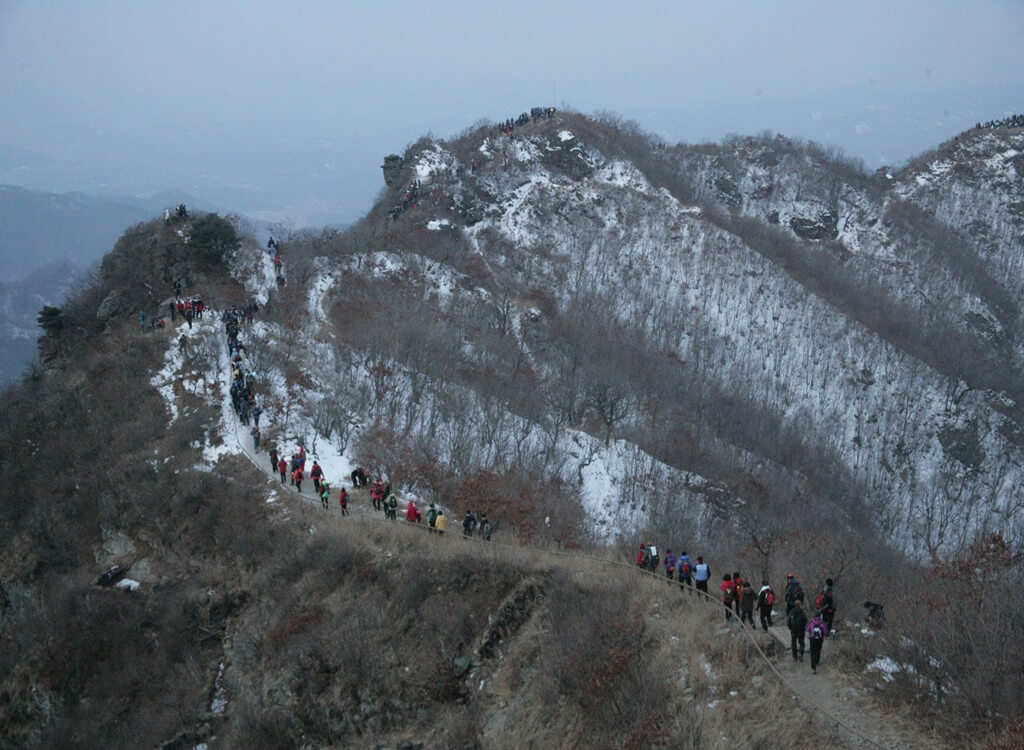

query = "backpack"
[815,592,825,610]
[723,587,735,604]
[788,607,807,631]
[427,509,437,526]
[810,622,824,640]
[765,590,775,607]
[680,561,692,577]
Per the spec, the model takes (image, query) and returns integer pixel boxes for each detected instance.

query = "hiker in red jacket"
[636,543,647,568]
[406,499,420,522]
[371,480,384,511]
[292,467,303,493]
[277,457,287,483]
[338,487,349,516]
[310,461,324,494]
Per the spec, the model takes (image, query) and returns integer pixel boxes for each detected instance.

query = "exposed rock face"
[540,135,595,181]
[381,154,404,187]
[788,209,839,240]
[96,290,124,321]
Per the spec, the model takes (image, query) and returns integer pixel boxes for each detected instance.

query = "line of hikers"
[388,180,421,220]
[636,543,847,674]
[974,114,1023,130]
[496,106,557,136]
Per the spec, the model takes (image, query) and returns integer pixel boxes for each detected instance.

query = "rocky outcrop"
[788,209,839,240]
[96,290,125,321]
[381,155,404,187]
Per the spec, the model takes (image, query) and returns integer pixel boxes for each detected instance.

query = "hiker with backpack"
[310,461,324,494]
[636,543,647,568]
[463,510,477,537]
[721,573,735,621]
[784,573,804,615]
[269,447,278,474]
[806,609,830,673]
[480,513,492,541]
[386,492,398,521]
[694,556,710,595]
[740,578,756,626]
[647,544,660,573]
[757,580,776,630]
[278,457,287,483]
[816,578,837,634]
[788,596,808,662]
[292,466,303,493]
[250,426,260,450]
[319,482,330,510]
[676,550,693,592]
[427,503,438,533]
[731,571,743,616]
[338,487,349,516]
[664,549,676,583]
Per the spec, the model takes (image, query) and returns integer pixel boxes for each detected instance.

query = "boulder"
[381,155,404,187]
[96,291,125,321]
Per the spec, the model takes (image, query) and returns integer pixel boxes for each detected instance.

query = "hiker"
[731,571,743,616]
[178,334,188,354]
[806,609,830,673]
[371,480,384,511]
[406,499,420,523]
[278,457,287,483]
[788,596,808,662]
[139,310,146,331]
[647,544,660,573]
[435,509,447,535]
[636,543,647,568]
[740,578,756,626]
[320,482,330,510]
[784,573,804,615]
[386,492,398,521]
[269,447,278,474]
[427,503,438,533]
[463,510,477,537]
[694,556,711,595]
[292,466,303,493]
[816,578,837,634]
[721,574,735,621]
[252,405,262,428]
[664,548,676,583]
[310,461,324,494]
[350,467,368,487]
[675,550,693,592]
[338,487,349,516]
[757,580,775,630]
[480,513,492,541]
[864,601,885,630]
[250,426,260,450]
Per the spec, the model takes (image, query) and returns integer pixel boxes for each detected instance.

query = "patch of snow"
[426,219,451,230]
[558,130,575,142]
[115,579,140,591]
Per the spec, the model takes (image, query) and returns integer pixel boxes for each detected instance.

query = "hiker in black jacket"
[788,597,808,662]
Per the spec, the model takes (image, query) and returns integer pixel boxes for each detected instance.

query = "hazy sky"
[1,0,1021,223]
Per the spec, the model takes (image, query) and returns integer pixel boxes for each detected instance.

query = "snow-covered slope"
[196,116,1024,559]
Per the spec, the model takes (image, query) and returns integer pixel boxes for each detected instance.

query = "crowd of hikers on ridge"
[198,277,494,541]
[159,212,889,685]
[633,542,882,675]
[496,106,557,136]
[974,114,1023,130]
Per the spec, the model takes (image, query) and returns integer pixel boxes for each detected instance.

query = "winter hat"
[825,577,834,587]
[786,573,794,579]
